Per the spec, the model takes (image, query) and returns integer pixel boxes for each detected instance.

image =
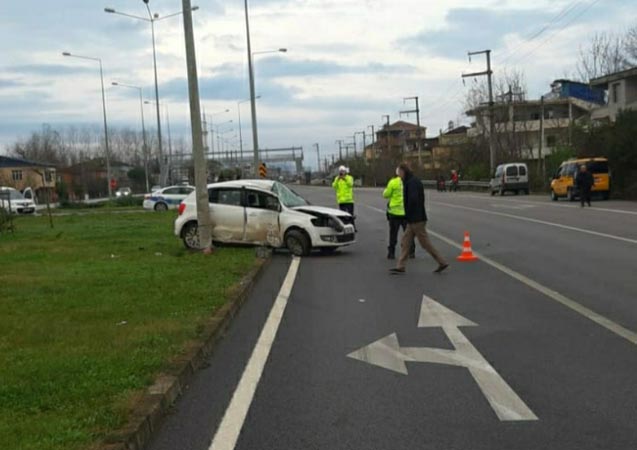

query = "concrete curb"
[97,256,271,450]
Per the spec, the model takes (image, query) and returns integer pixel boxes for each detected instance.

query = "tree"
[575,27,637,81]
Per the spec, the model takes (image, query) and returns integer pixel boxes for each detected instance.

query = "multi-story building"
[466,80,604,160]
[365,120,427,161]
[0,156,56,201]
[590,66,637,123]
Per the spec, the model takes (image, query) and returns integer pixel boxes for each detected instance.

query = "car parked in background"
[174,180,356,256]
[0,187,36,214]
[550,157,611,201]
[115,187,132,198]
[143,185,195,211]
[490,163,530,196]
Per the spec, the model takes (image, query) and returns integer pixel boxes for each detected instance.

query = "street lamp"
[62,52,112,198]
[112,82,149,192]
[237,96,261,163]
[104,1,199,186]
[144,100,173,184]
[252,48,288,56]
[207,108,229,157]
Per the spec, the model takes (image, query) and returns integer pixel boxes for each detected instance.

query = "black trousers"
[339,203,355,216]
[388,214,415,255]
[580,188,592,206]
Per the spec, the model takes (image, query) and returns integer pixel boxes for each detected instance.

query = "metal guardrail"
[423,180,490,190]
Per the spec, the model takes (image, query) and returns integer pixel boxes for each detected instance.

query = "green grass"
[0,211,255,450]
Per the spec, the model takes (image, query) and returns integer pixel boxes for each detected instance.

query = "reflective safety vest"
[332,175,354,204]
[383,176,405,217]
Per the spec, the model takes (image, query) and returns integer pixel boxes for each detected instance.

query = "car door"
[505,165,519,185]
[243,189,281,247]
[208,188,246,243]
[161,187,182,208]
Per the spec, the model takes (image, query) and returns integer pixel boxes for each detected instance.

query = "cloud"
[6,64,94,77]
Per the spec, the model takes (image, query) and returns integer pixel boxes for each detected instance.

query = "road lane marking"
[431,201,637,245]
[348,295,538,421]
[361,203,637,346]
[209,257,301,450]
[436,192,637,216]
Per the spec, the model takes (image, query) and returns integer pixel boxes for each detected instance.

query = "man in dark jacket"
[575,164,594,207]
[390,163,449,274]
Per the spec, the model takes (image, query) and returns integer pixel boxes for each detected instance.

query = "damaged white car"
[174,180,356,256]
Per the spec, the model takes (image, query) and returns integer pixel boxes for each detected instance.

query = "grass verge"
[0,211,255,450]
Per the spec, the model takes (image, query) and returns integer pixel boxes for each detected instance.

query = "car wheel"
[490,190,496,197]
[551,190,558,201]
[285,229,311,257]
[567,188,575,202]
[514,190,520,195]
[524,189,530,195]
[499,188,505,196]
[602,192,610,200]
[182,222,201,250]
[154,202,168,212]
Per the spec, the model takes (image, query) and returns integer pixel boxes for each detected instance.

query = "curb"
[98,256,271,450]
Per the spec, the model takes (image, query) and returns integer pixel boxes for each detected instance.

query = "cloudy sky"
[0,0,634,166]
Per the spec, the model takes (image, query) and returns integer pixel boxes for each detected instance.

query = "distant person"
[390,163,449,275]
[575,164,594,207]
[450,170,459,192]
[332,165,355,216]
[383,168,415,260]
[436,174,446,192]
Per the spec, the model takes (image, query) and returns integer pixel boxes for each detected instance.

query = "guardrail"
[423,180,491,191]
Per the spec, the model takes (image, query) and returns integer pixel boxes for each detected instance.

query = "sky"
[0,0,635,168]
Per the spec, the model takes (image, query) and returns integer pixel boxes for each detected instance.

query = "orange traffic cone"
[457,232,479,262]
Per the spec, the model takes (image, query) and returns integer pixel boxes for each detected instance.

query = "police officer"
[332,166,355,216]
[383,168,415,260]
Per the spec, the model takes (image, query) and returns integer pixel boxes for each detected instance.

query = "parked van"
[490,163,530,196]
[550,157,610,201]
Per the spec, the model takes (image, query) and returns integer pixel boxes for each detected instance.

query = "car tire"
[182,222,201,250]
[490,190,496,197]
[154,202,168,212]
[602,191,610,200]
[285,229,311,257]
[551,190,558,201]
[567,188,575,202]
[499,188,505,196]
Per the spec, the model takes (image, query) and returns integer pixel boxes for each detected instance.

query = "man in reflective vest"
[332,166,355,217]
[384,168,415,260]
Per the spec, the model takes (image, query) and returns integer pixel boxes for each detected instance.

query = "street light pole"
[63,52,112,198]
[112,82,149,192]
[104,2,199,186]
[244,0,259,177]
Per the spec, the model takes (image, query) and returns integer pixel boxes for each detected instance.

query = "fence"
[423,180,490,192]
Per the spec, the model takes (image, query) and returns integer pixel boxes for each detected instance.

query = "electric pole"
[313,143,320,174]
[463,49,495,174]
[181,0,212,254]
[336,140,344,161]
[400,96,422,167]
[382,115,390,157]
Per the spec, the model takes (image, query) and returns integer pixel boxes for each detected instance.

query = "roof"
[443,125,469,135]
[209,180,275,190]
[0,155,55,169]
[590,66,637,87]
[381,120,426,132]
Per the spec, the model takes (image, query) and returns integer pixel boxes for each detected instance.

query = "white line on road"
[209,257,301,450]
[361,204,637,346]
[431,201,637,245]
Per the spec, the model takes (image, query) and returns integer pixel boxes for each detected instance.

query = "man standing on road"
[390,163,449,275]
[575,164,594,208]
[383,168,415,260]
[332,166,355,216]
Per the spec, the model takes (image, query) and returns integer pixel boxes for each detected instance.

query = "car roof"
[208,180,276,190]
[565,157,608,163]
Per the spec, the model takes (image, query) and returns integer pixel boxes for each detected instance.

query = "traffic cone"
[457,232,479,262]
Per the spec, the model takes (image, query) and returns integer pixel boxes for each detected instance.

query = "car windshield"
[2,189,24,200]
[272,182,308,207]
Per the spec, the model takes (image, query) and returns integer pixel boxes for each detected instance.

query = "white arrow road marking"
[209,257,301,450]
[348,296,538,422]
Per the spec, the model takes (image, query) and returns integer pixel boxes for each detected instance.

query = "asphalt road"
[148,186,637,450]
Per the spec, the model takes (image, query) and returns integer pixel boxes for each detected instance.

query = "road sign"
[348,295,538,422]
[259,163,267,179]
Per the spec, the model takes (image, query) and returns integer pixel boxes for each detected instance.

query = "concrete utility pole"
[400,96,422,167]
[463,50,495,174]
[181,0,212,253]
[313,143,320,174]
[539,95,545,181]
[382,115,390,156]
[336,140,344,161]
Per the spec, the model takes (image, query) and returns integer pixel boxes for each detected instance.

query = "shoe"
[387,248,395,260]
[434,264,450,274]
[389,268,406,275]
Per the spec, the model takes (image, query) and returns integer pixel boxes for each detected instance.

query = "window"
[45,171,53,183]
[163,188,181,195]
[179,187,194,195]
[271,182,308,207]
[546,135,557,147]
[209,188,242,206]
[246,190,280,211]
[518,165,527,176]
[11,170,23,181]
[612,83,620,104]
[506,166,518,177]
[587,161,609,174]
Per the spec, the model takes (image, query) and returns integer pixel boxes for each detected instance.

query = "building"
[365,121,427,161]
[590,66,637,123]
[0,156,56,201]
[60,158,134,200]
[466,80,604,160]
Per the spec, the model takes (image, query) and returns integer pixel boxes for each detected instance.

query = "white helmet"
[338,165,347,173]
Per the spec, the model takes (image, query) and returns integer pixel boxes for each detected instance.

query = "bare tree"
[575,30,635,81]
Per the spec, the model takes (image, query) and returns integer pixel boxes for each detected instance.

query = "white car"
[143,185,195,211]
[0,187,36,214]
[174,180,356,256]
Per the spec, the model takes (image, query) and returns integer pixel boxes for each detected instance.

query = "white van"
[490,163,530,196]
